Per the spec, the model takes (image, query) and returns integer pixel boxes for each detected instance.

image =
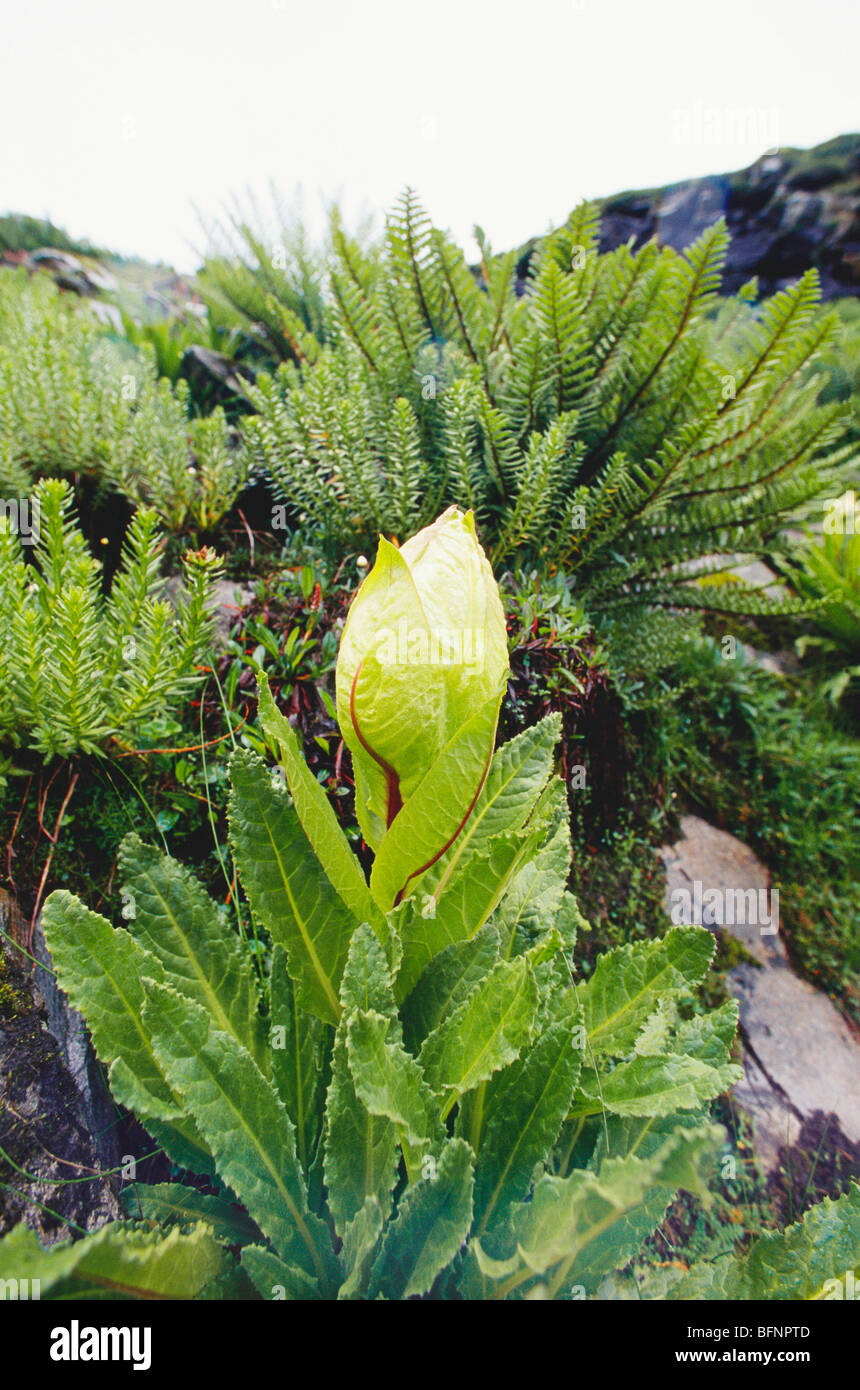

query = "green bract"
[335,506,508,895]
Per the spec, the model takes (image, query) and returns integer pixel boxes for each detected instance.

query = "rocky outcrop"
[507,135,860,302]
[1,247,119,299]
[597,135,860,300]
[0,893,120,1242]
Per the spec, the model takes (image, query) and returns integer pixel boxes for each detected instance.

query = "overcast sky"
[3,0,857,270]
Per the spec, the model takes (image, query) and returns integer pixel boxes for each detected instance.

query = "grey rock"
[505,136,860,302]
[725,559,784,597]
[728,955,860,1172]
[660,815,860,1175]
[597,135,860,300]
[679,554,786,603]
[179,345,255,412]
[162,574,253,645]
[29,916,120,1171]
[27,248,119,298]
[210,577,254,644]
[737,642,800,678]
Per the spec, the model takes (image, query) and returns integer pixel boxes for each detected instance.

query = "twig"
[237,508,255,569]
[5,775,32,886]
[36,763,63,841]
[29,769,79,949]
[110,709,251,758]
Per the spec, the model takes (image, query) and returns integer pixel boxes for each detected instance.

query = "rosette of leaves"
[5,668,855,1299]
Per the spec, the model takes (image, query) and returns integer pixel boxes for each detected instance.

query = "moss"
[0,956,31,1022]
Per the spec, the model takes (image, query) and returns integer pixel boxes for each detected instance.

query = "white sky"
[2,0,857,271]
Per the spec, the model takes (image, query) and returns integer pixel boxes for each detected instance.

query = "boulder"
[27,248,119,297]
[179,345,255,413]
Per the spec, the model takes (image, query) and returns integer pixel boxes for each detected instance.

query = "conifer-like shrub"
[0,271,248,534]
[0,477,220,767]
[242,192,853,628]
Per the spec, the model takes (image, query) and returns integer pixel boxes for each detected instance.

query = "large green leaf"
[419,955,539,1117]
[493,788,571,946]
[473,1011,584,1233]
[671,998,739,1065]
[257,671,381,930]
[402,923,501,1051]
[324,930,401,1235]
[368,1139,475,1299]
[229,748,357,1025]
[41,890,214,1176]
[338,922,400,1022]
[666,1184,860,1301]
[269,946,327,1176]
[142,979,335,1291]
[121,1184,261,1246]
[571,992,741,1120]
[345,1009,445,1180]
[0,1220,236,1300]
[468,1123,722,1299]
[240,1244,319,1300]
[324,1029,399,1238]
[572,1052,741,1118]
[419,713,561,900]
[118,834,266,1070]
[578,927,715,1058]
[337,1196,385,1299]
[394,765,568,1001]
[573,1113,714,1296]
[395,827,540,1000]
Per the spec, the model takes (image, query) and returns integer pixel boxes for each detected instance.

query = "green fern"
[240,193,852,635]
[197,191,330,364]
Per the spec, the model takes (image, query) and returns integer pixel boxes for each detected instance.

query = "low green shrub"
[0,271,248,535]
[0,478,220,773]
[777,505,860,703]
[197,195,330,367]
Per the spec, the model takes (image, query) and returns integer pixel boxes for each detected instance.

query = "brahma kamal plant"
[4,507,858,1301]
